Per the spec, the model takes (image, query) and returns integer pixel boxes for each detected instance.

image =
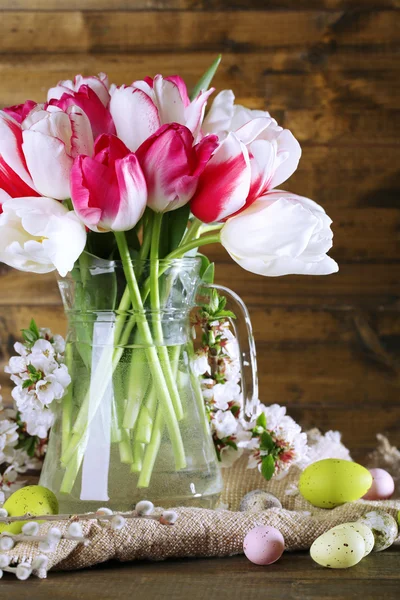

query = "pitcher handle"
[205,283,259,420]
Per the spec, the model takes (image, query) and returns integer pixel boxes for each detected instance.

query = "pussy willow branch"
[0,511,173,525]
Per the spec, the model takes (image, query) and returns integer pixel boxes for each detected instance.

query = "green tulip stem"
[114,231,186,471]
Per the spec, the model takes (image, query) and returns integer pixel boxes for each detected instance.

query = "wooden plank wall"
[0,0,399,459]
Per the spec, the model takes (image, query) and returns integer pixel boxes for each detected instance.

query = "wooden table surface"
[1,551,400,600]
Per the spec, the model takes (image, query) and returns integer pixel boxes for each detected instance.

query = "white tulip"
[0,197,86,276]
[221,190,339,277]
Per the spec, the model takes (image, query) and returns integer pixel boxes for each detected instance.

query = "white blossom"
[191,352,210,377]
[5,328,68,440]
[212,410,238,439]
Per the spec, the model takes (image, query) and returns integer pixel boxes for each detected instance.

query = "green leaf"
[260,431,275,452]
[261,454,276,481]
[214,309,236,319]
[167,204,191,252]
[197,253,210,278]
[22,379,33,389]
[190,55,222,101]
[202,263,215,284]
[29,319,40,339]
[256,412,267,429]
[21,329,37,345]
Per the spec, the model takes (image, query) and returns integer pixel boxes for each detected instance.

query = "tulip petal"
[67,107,94,158]
[202,90,236,136]
[185,87,215,141]
[22,130,73,200]
[3,100,37,124]
[190,133,251,223]
[41,210,87,276]
[0,112,38,197]
[71,155,118,231]
[110,86,160,151]
[153,75,187,125]
[74,73,110,106]
[165,75,190,107]
[264,129,301,189]
[112,154,147,230]
[231,254,339,277]
[54,86,115,139]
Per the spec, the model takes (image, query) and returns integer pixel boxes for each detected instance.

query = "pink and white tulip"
[3,100,37,124]
[190,133,252,223]
[47,73,111,107]
[50,85,115,140]
[220,190,338,276]
[136,123,218,213]
[110,74,214,151]
[71,134,147,232]
[21,104,94,200]
[0,196,86,276]
[203,90,301,205]
[0,111,39,198]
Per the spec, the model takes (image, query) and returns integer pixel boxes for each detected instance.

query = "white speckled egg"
[310,528,365,568]
[243,525,285,565]
[363,469,395,500]
[358,510,398,551]
[239,490,282,512]
[330,522,374,556]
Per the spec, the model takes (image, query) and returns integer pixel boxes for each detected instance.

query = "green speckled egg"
[358,510,398,552]
[299,459,373,509]
[0,485,59,534]
[330,522,374,556]
[310,528,365,568]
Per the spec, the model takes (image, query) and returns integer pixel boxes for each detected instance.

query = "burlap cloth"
[3,437,400,578]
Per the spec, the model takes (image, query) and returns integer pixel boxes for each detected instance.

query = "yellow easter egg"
[330,522,374,556]
[310,528,365,568]
[299,459,373,509]
[0,485,59,534]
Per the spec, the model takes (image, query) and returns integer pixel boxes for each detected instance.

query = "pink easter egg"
[243,525,285,565]
[363,468,395,500]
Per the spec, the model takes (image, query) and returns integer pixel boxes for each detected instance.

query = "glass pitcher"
[39,255,258,512]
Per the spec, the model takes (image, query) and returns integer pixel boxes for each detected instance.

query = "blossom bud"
[159,510,178,525]
[135,500,154,516]
[96,507,113,516]
[68,522,83,538]
[22,522,40,536]
[0,536,14,551]
[16,562,32,581]
[110,515,126,531]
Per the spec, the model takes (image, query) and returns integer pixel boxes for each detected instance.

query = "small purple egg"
[243,525,285,565]
[363,468,395,500]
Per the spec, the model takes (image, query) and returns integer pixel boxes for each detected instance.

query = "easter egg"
[239,490,282,513]
[330,522,375,556]
[299,459,373,509]
[0,485,59,534]
[358,510,398,552]
[243,525,285,565]
[362,469,395,500]
[310,528,365,568]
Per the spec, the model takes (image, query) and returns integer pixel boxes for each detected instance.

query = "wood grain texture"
[1,10,399,54]
[2,553,400,598]
[0,3,399,464]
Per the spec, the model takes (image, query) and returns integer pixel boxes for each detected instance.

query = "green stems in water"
[114,231,186,471]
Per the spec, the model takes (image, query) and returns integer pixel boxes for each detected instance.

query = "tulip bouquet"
[0,58,338,508]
